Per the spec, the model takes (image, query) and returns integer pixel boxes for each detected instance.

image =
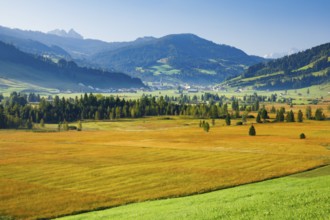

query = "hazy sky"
[0,0,329,56]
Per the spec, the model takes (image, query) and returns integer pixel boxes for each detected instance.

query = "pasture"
[57,165,330,220]
[0,117,329,219]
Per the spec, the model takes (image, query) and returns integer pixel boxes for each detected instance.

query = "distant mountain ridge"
[225,43,330,90]
[48,28,83,39]
[91,33,265,84]
[0,26,265,85]
[0,41,144,92]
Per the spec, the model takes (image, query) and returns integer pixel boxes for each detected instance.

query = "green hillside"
[0,41,144,93]
[57,165,330,220]
[91,34,264,85]
[225,43,330,90]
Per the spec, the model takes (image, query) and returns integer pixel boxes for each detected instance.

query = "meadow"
[0,116,329,219]
[57,165,330,220]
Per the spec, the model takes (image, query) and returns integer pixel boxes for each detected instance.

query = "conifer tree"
[256,113,261,123]
[249,125,256,136]
[298,110,303,122]
[225,114,231,126]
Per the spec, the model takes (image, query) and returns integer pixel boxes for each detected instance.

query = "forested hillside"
[0,41,144,92]
[226,43,330,89]
[92,34,264,84]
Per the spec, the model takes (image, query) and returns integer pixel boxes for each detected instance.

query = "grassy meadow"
[0,115,329,219]
[57,165,330,220]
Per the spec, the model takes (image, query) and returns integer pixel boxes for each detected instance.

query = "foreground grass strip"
[0,119,329,219]
[57,165,330,220]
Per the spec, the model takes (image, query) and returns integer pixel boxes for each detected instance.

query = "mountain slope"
[225,43,330,90]
[0,26,156,60]
[92,34,264,84]
[0,41,144,92]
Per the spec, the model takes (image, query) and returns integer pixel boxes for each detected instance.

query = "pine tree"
[315,108,324,121]
[225,114,231,126]
[249,125,256,136]
[256,113,261,123]
[298,110,303,122]
[305,106,312,119]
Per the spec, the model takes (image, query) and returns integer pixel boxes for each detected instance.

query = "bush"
[300,133,306,139]
[68,125,77,130]
[236,122,243,126]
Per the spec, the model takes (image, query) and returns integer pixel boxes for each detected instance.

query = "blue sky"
[0,0,329,56]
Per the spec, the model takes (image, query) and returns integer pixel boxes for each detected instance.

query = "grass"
[0,117,329,219]
[150,64,181,75]
[195,68,216,75]
[57,165,330,220]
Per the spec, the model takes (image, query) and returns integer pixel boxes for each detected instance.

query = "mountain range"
[0,25,328,91]
[0,26,264,85]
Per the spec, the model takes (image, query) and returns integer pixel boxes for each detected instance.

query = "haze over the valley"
[0,0,329,57]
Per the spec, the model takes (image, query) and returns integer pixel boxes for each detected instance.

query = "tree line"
[0,92,326,129]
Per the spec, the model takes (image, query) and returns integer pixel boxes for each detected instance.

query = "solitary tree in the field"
[315,108,325,121]
[286,110,295,122]
[298,110,303,122]
[225,114,231,126]
[249,124,256,136]
[212,118,215,126]
[256,113,262,123]
[305,106,312,119]
[204,122,210,132]
[58,122,61,132]
[199,120,202,127]
[261,108,268,122]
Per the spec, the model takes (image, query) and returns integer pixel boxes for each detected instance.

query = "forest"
[0,92,325,129]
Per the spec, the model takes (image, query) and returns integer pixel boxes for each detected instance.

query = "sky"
[0,0,329,56]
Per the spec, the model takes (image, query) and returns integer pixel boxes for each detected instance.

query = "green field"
[57,165,330,220]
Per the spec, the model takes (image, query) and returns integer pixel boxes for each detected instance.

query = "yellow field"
[0,117,329,219]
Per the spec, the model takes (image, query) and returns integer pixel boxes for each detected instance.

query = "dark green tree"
[300,133,306,139]
[249,125,256,136]
[225,114,231,126]
[305,106,312,119]
[297,110,303,122]
[315,108,325,120]
[204,122,210,132]
[256,113,262,123]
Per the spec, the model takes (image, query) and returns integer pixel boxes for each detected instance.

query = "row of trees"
[0,92,327,129]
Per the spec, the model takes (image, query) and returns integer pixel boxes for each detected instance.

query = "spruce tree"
[298,110,303,122]
[305,106,312,119]
[256,113,261,123]
[225,114,231,126]
[249,125,256,136]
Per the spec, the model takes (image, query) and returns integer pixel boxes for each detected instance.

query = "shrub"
[236,122,243,126]
[300,133,306,139]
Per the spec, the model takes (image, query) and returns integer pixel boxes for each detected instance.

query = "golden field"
[0,117,329,219]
